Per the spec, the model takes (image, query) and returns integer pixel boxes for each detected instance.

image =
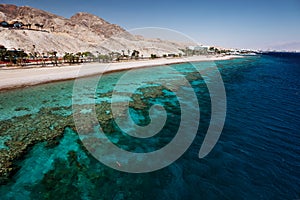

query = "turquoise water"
[0,54,300,199]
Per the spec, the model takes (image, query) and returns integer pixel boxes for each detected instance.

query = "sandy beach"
[0,55,241,91]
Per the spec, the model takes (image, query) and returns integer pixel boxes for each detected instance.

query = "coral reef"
[0,83,181,184]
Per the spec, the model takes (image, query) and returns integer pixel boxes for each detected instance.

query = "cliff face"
[0,4,185,56]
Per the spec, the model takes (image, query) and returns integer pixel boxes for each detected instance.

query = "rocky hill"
[0,4,187,56]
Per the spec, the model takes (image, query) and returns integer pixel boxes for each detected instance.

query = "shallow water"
[0,54,299,199]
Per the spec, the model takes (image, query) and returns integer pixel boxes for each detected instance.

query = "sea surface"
[0,53,299,199]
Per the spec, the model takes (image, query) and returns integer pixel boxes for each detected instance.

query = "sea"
[0,53,299,199]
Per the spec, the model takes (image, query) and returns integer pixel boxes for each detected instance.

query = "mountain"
[70,12,125,38]
[0,4,187,56]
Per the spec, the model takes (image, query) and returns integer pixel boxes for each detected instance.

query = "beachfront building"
[0,20,24,29]
[11,21,24,29]
[186,45,209,55]
[0,21,9,28]
[0,20,46,31]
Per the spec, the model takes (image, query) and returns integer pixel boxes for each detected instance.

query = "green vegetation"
[0,44,188,68]
[150,54,158,59]
[98,54,111,62]
[0,45,28,65]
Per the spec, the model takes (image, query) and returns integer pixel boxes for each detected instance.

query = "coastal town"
[0,13,257,68]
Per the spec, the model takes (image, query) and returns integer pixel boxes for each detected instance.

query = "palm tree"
[16,50,27,67]
[0,45,7,62]
[82,51,94,62]
[75,52,82,63]
[7,51,14,64]
[127,49,130,59]
[41,52,45,66]
[63,52,74,64]
[131,50,140,60]
[48,51,58,66]
[25,23,32,29]
[31,45,38,64]
[53,51,58,66]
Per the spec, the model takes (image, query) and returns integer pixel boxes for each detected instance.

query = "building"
[0,21,9,28]
[188,45,209,55]
[10,21,24,28]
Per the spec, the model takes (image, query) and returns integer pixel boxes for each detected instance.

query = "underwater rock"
[0,81,183,184]
[14,107,31,112]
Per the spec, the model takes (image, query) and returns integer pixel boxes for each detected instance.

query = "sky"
[1,0,300,50]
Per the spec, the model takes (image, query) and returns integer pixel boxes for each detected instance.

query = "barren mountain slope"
[0,4,187,56]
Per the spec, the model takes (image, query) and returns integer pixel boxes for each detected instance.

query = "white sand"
[0,55,241,91]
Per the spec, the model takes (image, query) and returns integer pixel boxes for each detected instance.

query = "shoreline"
[0,55,242,92]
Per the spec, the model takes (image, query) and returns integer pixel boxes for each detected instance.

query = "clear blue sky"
[2,0,300,50]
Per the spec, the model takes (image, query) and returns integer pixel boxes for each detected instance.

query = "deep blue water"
[0,54,299,199]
